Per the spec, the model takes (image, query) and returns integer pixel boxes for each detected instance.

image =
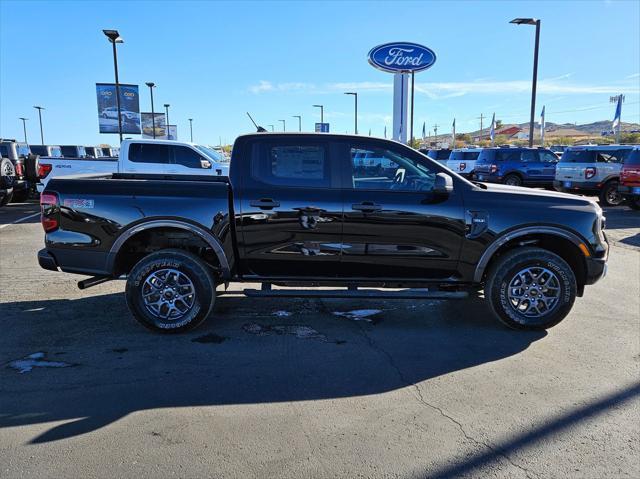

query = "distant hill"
[517,121,640,135]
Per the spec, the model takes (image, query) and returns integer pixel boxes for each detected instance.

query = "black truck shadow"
[2,291,546,444]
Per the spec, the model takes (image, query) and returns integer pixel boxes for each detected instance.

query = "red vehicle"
[618,147,640,210]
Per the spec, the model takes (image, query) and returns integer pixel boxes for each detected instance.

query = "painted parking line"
[0,211,40,230]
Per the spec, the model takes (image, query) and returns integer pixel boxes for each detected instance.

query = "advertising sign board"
[96,83,141,134]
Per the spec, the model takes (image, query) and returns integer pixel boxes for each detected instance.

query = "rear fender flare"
[107,219,230,279]
[473,226,587,283]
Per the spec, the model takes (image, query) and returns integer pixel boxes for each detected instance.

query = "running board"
[243,288,468,300]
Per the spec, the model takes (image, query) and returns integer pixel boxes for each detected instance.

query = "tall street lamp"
[344,92,358,134]
[292,115,302,132]
[102,29,124,142]
[313,104,324,124]
[279,119,286,131]
[268,124,274,132]
[510,17,541,148]
[188,118,193,142]
[145,82,156,138]
[19,118,28,143]
[33,106,45,144]
[164,104,171,139]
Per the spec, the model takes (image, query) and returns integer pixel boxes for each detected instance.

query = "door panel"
[237,140,343,277]
[340,143,465,279]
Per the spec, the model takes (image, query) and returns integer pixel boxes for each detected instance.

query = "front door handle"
[352,202,382,212]
[250,198,280,209]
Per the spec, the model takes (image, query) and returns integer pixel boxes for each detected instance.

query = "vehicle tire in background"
[485,247,576,330]
[503,174,522,187]
[11,189,29,203]
[627,197,640,210]
[599,180,625,206]
[125,249,216,333]
[0,158,16,207]
[0,188,13,207]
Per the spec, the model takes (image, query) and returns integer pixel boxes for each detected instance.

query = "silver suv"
[554,145,637,206]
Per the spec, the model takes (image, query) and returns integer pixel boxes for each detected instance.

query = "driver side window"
[350,147,435,191]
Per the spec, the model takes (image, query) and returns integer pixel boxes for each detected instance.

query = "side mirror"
[200,158,212,169]
[434,172,453,195]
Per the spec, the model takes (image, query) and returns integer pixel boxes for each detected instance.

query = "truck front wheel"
[125,249,216,333]
[485,247,576,330]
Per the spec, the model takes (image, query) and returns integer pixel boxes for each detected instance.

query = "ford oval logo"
[368,42,436,73]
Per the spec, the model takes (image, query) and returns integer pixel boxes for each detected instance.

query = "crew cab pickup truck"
[39,133,609,333]
[37,138,230,192]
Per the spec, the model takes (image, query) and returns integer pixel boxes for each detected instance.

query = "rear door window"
[128,143,170,164]
[496,150,520,162]
[521,151,537,162]
[596,150,629,163]
[560,150,595,163]
[250,142,330,188]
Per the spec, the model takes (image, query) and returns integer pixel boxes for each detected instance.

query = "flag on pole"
[489,113,496,145]
[540,106,546,145]
[612,94,622,136]
[422,122,426,140]
[452,118,456,147]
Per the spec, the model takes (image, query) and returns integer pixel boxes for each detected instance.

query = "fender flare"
[106,219,231,279]
[473,226,587,283]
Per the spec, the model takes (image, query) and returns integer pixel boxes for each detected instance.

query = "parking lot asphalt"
[1,200,639,478]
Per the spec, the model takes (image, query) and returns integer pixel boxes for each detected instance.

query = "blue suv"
[474,147,559,187]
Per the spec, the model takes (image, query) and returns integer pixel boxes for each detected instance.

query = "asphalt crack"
[356,324,539,479]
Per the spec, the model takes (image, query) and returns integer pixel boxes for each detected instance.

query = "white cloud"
[248,78,639,98]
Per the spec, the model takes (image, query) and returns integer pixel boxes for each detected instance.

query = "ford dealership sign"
[368,42,436,73]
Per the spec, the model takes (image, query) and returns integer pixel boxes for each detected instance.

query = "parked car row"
[425,144,639,208]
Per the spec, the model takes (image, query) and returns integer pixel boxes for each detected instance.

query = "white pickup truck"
[37,139,230,192]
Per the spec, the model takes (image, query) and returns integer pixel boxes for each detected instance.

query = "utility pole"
[433,124,439,141]
[478,113,485,141]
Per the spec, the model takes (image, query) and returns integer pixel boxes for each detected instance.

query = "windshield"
[560,150,596,163]
[195,145,228,163]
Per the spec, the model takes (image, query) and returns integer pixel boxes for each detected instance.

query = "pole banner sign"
[166,125,178,141]
[141,112,166,138]
[96,83,141,134]
[368,42,436,73]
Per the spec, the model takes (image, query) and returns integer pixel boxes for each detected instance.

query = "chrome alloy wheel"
[506,266,561,318]
[142,268,196,320]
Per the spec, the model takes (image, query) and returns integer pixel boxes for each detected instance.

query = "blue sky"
[1,0,639,146]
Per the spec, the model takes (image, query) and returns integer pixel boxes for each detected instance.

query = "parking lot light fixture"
[19,117,28,143]
[293,115,302,132]
[510,17,541,148]
[279,119,286,132]
[268,124,274,132]
[145,82,156,139]
[313,104,324,124]
[188,118,193,142]
[103,29,124,142]
[33,106,45,144]
[164,104,170,139]
[344,92,358,135]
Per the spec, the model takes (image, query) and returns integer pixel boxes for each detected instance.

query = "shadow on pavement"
[1,292,546,444]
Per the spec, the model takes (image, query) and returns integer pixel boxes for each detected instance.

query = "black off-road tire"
[0,188,12,207]
[125,249,216,333]
[503,174,522,187]
[599,180,625,207]
[485,247,577,330]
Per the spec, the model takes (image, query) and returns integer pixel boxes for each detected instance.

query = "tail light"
[620,165,640,185]
[38,163,52,179]
[585,167,596,180]
[15,162,24,176]
[489,164,498,174]
[40,192,59,232]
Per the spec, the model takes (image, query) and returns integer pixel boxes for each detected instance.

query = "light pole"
[188,118,193,142]
[102,29,124,142]
[344,92,358,134]
[292,115,302,132]
[268,124,274,132]
[145,82,156,138]
[279,119,286,131]
[19,118,28,143]
[33,106,44,144]
[313,104,324,124]
[510,17,541,148]
[164,104,170,139]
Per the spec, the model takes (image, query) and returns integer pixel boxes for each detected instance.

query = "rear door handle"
[250,198,280,209]
[352,202,382,212]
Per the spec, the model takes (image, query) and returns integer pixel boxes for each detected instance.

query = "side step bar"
[243,287,468,300]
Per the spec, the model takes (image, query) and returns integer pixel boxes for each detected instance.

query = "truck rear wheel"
[503,174,522,187]
[599,180,625,206]
[485,247,576,330]
[125,249,216,333]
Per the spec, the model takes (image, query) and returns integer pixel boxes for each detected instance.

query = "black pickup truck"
[39,133,608,333]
